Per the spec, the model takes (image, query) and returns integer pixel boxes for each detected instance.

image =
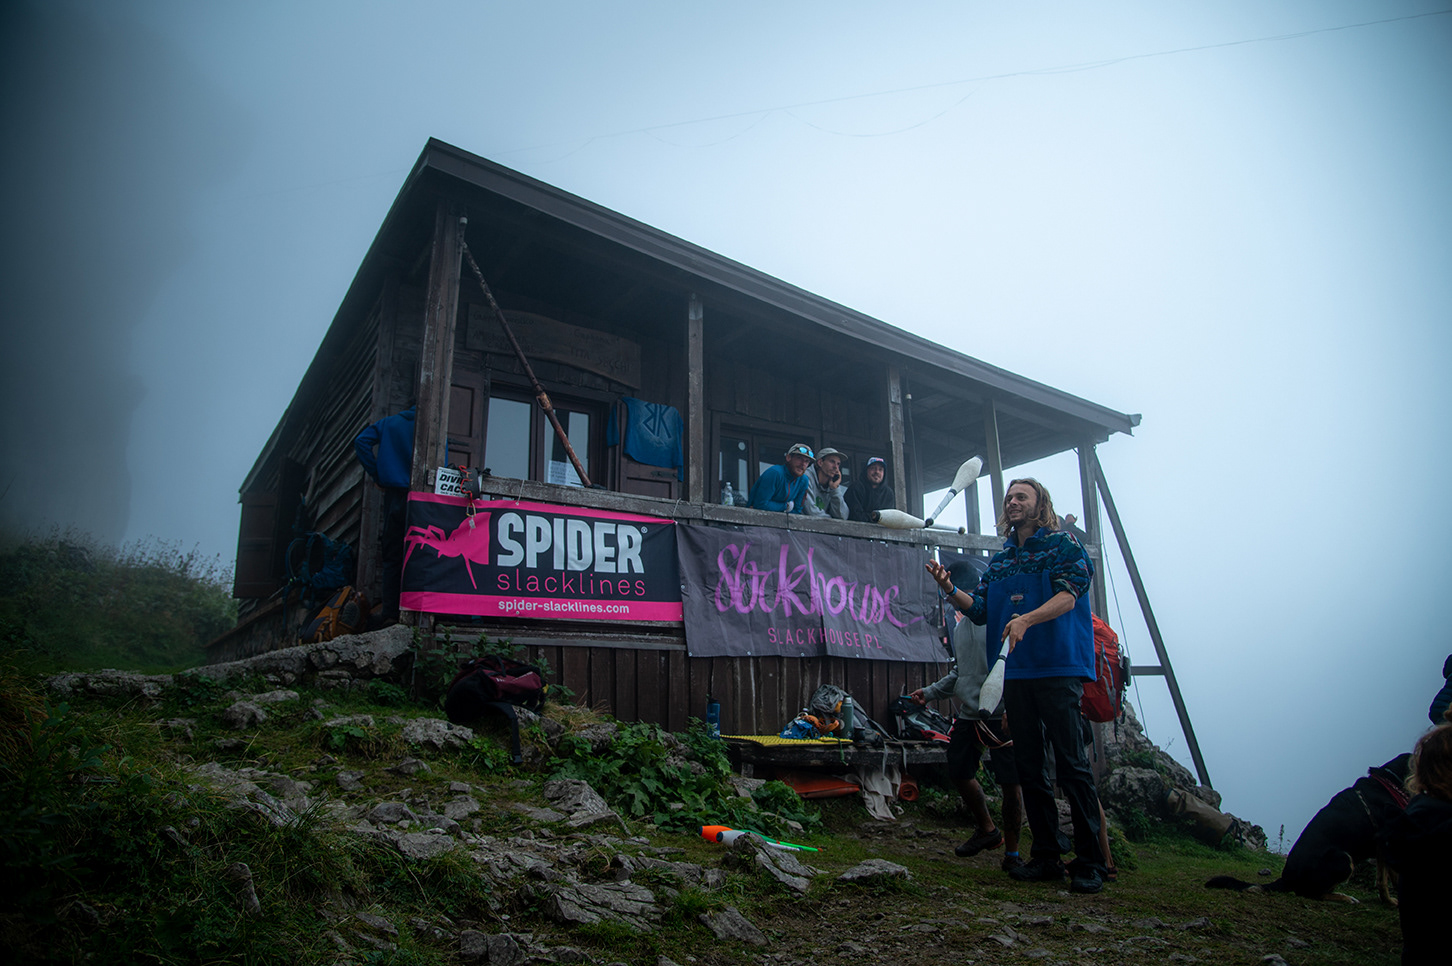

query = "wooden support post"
[357,271,401,604]
[1093,451,1212,789]
[886,366,907,511]
[687,294,705,503]
[405,202,465,636]
[905,388,924,517]
[1077,442,1108,619]
[983,398,1005,517]
[410,202,466,493]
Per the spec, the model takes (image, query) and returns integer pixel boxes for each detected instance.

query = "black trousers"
[1004,676,1105,874]
[379,487,408,620]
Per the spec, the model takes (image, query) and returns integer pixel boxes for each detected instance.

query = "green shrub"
[550,720,819,838]
[367,679,409,707]
[1120,807,1156,842]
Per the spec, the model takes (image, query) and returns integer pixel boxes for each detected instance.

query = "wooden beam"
[687,293,705,503]
[1077,442,1108,619]
[983,397,1005,516]
[358,273,401,604]
[410,201,465,493]
[905,388,924,517]
[887,365,907,511]
[1093,451,1212,789]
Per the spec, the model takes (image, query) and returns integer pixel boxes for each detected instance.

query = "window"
[484,390,601,486]
[485,397,531,480]
[716,427,814,504]
[715,423,882,507]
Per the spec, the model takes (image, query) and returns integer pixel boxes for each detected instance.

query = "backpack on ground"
[444,655,548,763]
[445,656,547,715]
[886,695,953,743]
[299,585,367,644]
[1082,615,1130,724]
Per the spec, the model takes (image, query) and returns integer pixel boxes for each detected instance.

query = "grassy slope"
[0,530,237,674]
[0,670,1404,966]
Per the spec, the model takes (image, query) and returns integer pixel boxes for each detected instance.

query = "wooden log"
[411,202,465,493]
[983,397,1005,514]
[887,365,907,511]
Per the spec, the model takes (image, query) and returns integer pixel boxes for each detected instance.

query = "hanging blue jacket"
[353,407,416,489]
[749,463,809,513]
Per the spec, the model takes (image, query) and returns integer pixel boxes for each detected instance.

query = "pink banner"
[399,495,683,622]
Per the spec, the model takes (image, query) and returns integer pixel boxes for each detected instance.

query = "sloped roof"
[243,139,1137,495]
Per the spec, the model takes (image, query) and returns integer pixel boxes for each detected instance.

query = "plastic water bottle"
[706,697,721,738]
[721,482,734,505]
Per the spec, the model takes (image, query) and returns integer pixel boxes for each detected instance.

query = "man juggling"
[925,477,1108,894]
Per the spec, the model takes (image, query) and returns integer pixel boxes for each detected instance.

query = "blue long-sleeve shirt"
[748,463,809,513]
[353,407,416,489]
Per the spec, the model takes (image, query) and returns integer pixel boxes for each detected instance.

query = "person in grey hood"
[911,560,1026,869]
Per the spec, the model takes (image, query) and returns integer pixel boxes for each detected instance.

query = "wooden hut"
[222,138,1187,765]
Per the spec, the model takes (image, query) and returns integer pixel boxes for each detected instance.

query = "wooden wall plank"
[563,647,590,708]
[590,648,614,715]
[781,657,804,721]
[667,649,690,732]
[613,648,637,722]
[845,659,873,724]
[688,657,712,731]
[759,657,781,737]
[731,657,754,735]
[636,650,664,729]
[869,661,890,723]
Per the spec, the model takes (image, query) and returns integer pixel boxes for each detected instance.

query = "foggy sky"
[0,1,244,543]
[2,0,1449,845]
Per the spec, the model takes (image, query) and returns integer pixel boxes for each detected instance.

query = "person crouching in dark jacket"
[846,456,896,522]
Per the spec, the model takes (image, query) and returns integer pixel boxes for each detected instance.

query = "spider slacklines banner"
[675,523,940,661]
[399,495,681,621]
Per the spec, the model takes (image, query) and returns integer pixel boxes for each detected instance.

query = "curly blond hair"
[1410,718,1452,801]
[995,477,1060,538]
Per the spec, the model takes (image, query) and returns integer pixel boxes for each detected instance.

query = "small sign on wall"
[434,466,465,497]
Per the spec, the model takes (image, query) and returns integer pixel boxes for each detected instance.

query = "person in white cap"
[803,447,849,520]
[748,442,814,513]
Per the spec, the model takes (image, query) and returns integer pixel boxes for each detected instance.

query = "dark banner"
[400,496,682,621]
[676,523,940,661]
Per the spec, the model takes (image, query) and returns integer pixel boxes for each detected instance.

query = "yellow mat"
[722,734,851,746]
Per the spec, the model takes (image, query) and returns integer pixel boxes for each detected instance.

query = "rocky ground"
[32,630,1403,966]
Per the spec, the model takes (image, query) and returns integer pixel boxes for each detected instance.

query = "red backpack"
[1082,615,1129,723]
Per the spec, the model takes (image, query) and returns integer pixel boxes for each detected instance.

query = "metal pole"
[461,241,592,488]
[1092,451,1212,788]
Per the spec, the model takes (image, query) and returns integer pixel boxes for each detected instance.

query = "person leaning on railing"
[748,443,814,513]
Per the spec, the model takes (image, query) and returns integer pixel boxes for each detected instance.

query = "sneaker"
[1001,854,1026,873]
[1069,869,1104,894]
[954,827,1004,857]
[1008,856,1065,883]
